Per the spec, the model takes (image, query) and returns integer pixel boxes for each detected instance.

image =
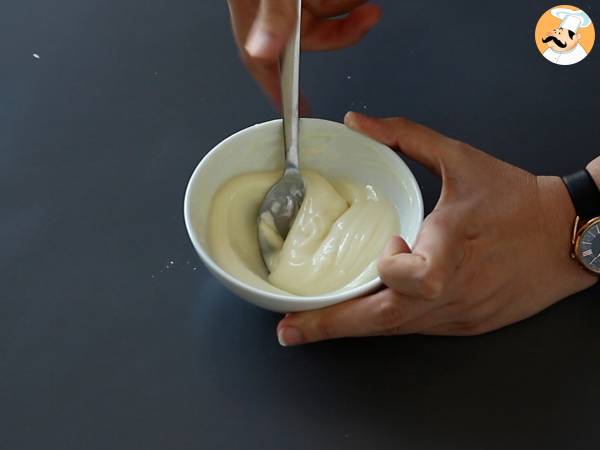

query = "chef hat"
[551,8,592,33]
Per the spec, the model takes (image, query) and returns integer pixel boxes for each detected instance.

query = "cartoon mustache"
[542,35,567,48]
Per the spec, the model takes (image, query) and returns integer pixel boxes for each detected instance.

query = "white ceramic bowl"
[184,118,423,313]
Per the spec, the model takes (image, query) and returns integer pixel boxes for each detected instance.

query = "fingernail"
[245,30,275,57]
[344,111,359,127]
[277,327,304,347]
[345,111,370,129]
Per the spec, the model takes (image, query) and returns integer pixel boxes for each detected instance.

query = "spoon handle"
[280,0,302,171]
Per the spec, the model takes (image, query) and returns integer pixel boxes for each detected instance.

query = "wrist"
[537,176,597,293]
[538,175,575,249]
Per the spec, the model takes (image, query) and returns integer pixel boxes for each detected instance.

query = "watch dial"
[578,222,600,274]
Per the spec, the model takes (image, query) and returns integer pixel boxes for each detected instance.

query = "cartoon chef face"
[542,27,581,52]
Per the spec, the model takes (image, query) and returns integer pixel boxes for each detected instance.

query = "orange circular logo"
[535,5,595,65]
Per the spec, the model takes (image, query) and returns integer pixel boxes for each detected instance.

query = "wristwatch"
[562,169,600,275]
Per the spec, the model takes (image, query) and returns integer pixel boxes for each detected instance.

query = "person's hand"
[226,0,381,110]
[276,112,598,345]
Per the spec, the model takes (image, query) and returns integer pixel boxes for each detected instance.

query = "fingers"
[302,3,381,51]
[378,236,432,297]
[378,216,465,300]
[243,54,311,115]
[276,289,438,346]
[243,60,282,107]
[299,92,311,117]
[377,235,427,296]
[234,1,380,111]
[344,111,464,176]
[245,1,381,58]
[246,0,296,60]
[304,0,369,18]
[381,234,412,256]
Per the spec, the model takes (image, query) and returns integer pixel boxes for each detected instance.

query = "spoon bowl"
[257,168,304,269]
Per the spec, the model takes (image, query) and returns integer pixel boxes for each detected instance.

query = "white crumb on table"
[32,53,40,59]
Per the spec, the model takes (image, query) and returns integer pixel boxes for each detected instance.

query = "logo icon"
[535,5,595,66]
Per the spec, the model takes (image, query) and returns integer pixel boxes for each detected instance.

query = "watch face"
[577,219,600,275]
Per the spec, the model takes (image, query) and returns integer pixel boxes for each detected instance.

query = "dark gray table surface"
[2,1,600,449]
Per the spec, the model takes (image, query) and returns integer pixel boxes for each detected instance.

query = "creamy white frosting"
[208,171,399,296]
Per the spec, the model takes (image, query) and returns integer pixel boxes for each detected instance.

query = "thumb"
[276,289,435,346]
[344,111,463,176]
[381,234,412,257]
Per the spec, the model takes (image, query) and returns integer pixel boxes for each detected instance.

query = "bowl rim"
[183,118,424,305]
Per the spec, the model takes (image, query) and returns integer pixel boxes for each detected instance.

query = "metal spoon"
[257,0,305,271]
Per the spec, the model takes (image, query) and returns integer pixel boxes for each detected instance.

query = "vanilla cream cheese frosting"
[208,171,399,296]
